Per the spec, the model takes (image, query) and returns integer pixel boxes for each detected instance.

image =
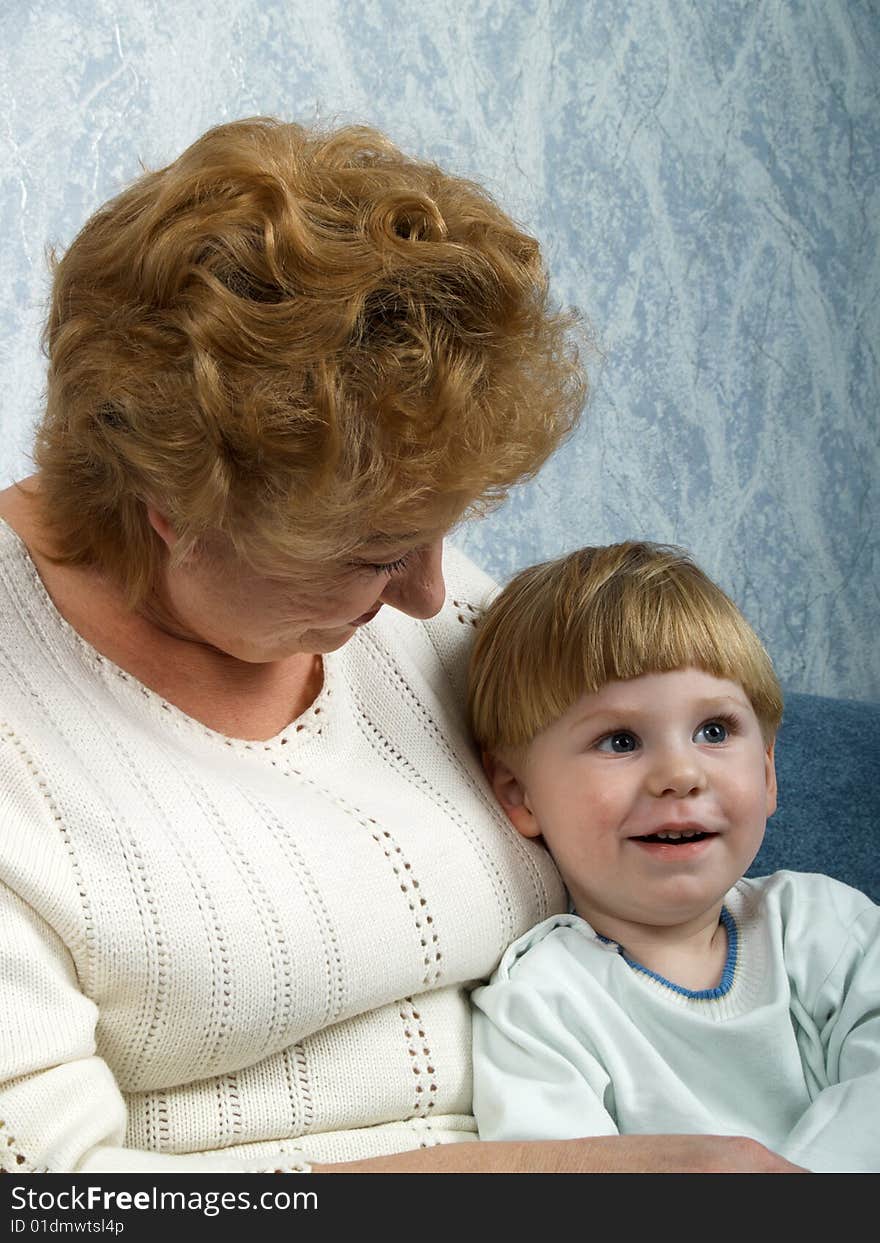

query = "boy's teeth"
[655,830,696,839]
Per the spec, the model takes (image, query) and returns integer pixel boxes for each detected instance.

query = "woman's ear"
[481,750,542,839]
[146,506,178,551]
[764,738,778,819]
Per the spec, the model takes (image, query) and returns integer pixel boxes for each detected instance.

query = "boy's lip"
[627,821,717,840]
[629,834,717,859]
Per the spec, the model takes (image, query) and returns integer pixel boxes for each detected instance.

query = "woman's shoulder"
[407,542,498,706]
[0,509,40,651]
[0,478,44,547]
[435,541,498,638]
[442,542,500,611]
[350,542,499,726]
[0,481,60,640]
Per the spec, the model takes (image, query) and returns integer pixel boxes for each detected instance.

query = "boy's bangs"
[468,542,783,752]
[579,589,751,690]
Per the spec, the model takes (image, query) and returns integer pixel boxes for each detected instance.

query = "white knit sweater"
[0,523,565,1173]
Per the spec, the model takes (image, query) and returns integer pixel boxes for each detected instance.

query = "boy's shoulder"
[733,870,878,945]
[736,869,876,910]
[486,912,616,986]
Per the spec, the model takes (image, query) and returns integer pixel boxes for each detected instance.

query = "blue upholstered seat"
[748,691,880,903]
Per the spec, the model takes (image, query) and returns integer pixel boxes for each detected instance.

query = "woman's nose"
[646,745,708,798]
[380,540,446,620]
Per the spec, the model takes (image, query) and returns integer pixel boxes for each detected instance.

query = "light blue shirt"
[471,871,880,1173]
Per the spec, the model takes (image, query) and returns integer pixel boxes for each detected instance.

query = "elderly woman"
[0,118,800,1174]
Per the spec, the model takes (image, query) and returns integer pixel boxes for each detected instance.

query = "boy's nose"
[380,539,446,620]
[646,746,708,799]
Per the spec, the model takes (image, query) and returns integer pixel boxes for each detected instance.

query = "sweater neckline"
[604,906,739,1000]
[0,517,337,751]
[599,909,740,1004]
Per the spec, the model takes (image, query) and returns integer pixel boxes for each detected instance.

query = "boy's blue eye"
[694,720,728,744]
[596,731,639,753]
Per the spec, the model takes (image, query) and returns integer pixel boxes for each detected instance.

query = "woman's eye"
[368,556,410,576]
[694,720,728,744]
[357,556,410,574]
[596,731,639,754]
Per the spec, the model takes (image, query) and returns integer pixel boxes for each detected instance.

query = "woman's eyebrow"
[349,548,409,565]
[350,533,423,559]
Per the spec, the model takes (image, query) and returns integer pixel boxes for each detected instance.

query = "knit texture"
[0,524,565,1173]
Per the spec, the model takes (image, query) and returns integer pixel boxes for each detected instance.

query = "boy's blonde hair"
[468,541,783,752]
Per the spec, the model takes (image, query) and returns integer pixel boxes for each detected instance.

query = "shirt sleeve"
[471,964,619,1142]
[778,900,880,1174]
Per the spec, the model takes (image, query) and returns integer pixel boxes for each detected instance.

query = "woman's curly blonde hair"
[34,116,587,606]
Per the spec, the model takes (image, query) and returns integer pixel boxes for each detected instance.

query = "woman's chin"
[239,628,356,662]
[297,626,360,656]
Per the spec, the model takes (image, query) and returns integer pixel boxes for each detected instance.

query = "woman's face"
[147,510,447,661]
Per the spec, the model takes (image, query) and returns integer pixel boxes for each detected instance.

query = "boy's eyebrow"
[566,693,751,732]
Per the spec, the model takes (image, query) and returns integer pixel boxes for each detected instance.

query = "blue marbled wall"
[1,0,877,700]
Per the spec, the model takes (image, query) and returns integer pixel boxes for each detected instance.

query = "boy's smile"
[489,668,777,943]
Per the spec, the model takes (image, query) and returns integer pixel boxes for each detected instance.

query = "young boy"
[468,541,880,1174]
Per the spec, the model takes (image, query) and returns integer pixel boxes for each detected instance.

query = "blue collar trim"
[598,906,739,1000]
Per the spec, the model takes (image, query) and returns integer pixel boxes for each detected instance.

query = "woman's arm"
[311,1135,807,1173]
[1,873,801,1175]
[0,878,311,1175]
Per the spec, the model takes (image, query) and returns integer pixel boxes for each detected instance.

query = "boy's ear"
[481,750,542,839]
[764,738,778,819]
